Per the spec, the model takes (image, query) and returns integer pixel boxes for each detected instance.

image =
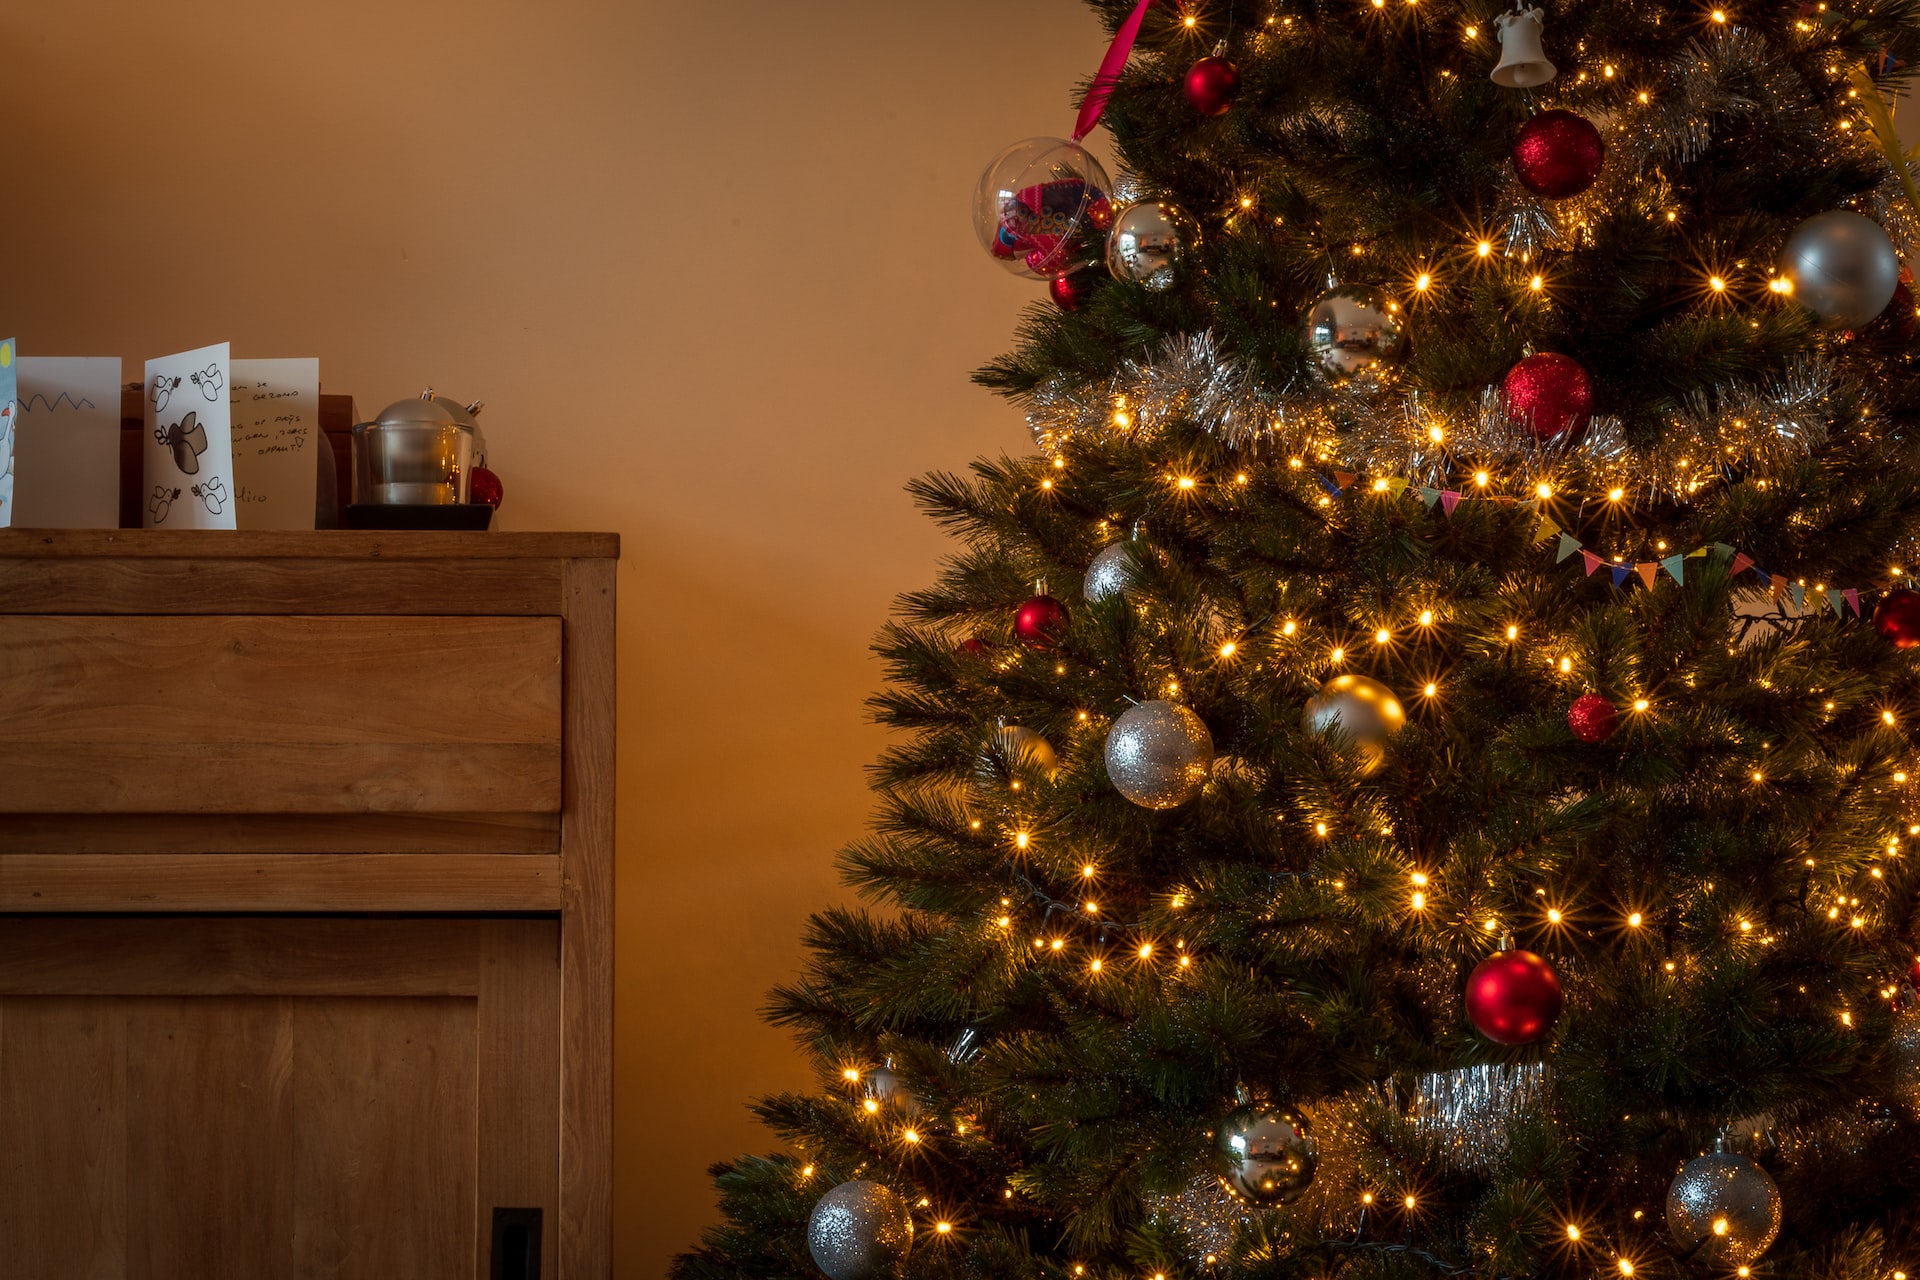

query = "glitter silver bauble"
[1665,1144,1781,1268]
[1147,1172,1252,1264]
[1084,541,1135,602]
[1105,700,1214,808]
[1300,285,1409,384]
[1106,201,1194,291]
[1216,1108,1317,1204]
[807,1180,913,1280]
[1779,211,1900,329]
[983,723,1057,781]
[1888,1001,1920,1116]
[1301,674,1405,773]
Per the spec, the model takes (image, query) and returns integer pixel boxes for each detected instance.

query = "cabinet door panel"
[0,919,555,1280]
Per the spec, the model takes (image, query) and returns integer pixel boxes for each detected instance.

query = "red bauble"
[958,636,995,656]
[1511,109,1605,200]
[1502,352,1593,439]
[1466,949,1564,1044]
[1567,693,1618,743]
[1874,588,1920,648]
[1050,272,1095,311]
[1909,955,1920,990]
[1013,595,1071,650]
[469,465,504,508]
[1878,280,1919,343]
[1184,56,1241,116]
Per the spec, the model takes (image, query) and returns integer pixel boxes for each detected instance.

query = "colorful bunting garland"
[1321,471,1876,619]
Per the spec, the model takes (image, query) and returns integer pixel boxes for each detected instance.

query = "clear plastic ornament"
[973,137,1113,279]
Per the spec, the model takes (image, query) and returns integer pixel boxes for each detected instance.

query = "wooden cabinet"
[0,531,617,1280]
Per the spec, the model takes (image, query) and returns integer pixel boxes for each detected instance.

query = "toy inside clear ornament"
[973,137,1113,279]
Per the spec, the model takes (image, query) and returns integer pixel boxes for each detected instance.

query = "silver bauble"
[1106,201,1194,291]
[807,1180,913,1280]
[1105,700,1214,808]
[1301,674,1405,773]
[1084,541,1135,602]
[1779,211,1900,329]
[864,1065,923,1117]
[1216,1108,1317,1204]
[985,723,1057,780]
[1665,1145,1781,1268]
[1300,285,1409,383]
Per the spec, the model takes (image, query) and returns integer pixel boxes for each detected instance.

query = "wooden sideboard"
[0,530,617,1280]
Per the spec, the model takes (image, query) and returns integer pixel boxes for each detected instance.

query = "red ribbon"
[1074,0,1157,140]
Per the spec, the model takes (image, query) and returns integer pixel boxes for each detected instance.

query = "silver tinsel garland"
[1024,330,1860,494]
[1406,1063,1552,1174]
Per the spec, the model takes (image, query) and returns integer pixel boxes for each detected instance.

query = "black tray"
[345,503,495,531]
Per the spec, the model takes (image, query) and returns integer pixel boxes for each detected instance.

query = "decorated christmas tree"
[674,0,1920,1276]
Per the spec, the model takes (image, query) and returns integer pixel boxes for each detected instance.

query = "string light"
[1567,1225,1582,1242]
[935,1221,951,1234]
[1418,609,1434,625]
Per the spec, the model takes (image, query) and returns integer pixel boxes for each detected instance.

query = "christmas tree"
[673,0,1920,1275]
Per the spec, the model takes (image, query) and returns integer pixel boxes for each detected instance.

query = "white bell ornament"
[1490,6,1556,89]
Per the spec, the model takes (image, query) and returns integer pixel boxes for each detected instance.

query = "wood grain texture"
[0,558,564,616]
[0,918,486,996]
[0,529,619,559]
[291,997,478,1280]
[0,811,561,854]
[476,921,562,1279]
[0,854,562,912]
[126,998,298,1280]
[0,615,559,743]
[560,556,616,1278]
[0,742,560,814]
[0,998,128,1280]
[0,615,562,813]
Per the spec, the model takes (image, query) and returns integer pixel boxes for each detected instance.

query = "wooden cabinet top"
[0,529,619,561]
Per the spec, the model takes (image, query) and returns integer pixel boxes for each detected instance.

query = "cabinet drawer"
[0,616,561,813]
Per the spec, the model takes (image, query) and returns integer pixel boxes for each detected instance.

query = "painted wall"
[0,0,1105,1273]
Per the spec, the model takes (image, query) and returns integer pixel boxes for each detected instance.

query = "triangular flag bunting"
[1385,477,1409,498]
[1318,474,1343,496]
[1731,553,1755,575]
[1770,579,1785,602]
[1334,471,1358,490]
[1611,566,1631,587]
[1712,542,1736,561]
[1636,563,1659,590]
[1420,486,1440,508]
[1686,546,1709,559]
[1789,583,1807,611]
[1752,567,1769,586]
[1557,533,1582,563]
[1582,551,1605,576]
[1440,491,1461,515]
[1535,513,1560,543]
[1844,588,1861,616]
[1825,588,1845,615]
[1661,555,1685,584]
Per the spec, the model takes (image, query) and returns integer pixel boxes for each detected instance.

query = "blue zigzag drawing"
[17,392,98,413]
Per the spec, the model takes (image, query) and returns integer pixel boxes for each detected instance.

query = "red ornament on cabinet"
[1874,588,1920,648]
[1502,352,1593,439]
[1013,594,1071,650]
[1465,949,1564,1044]
[1567,693,1618,743]
[469,465,504,508]
[1184,55,1241,116]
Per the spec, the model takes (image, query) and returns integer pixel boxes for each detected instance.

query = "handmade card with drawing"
[144,342,235,530]
[230,358,320,530]
[13,356,124,528]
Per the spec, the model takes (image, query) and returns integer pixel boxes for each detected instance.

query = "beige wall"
[0,0,1105,1273]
